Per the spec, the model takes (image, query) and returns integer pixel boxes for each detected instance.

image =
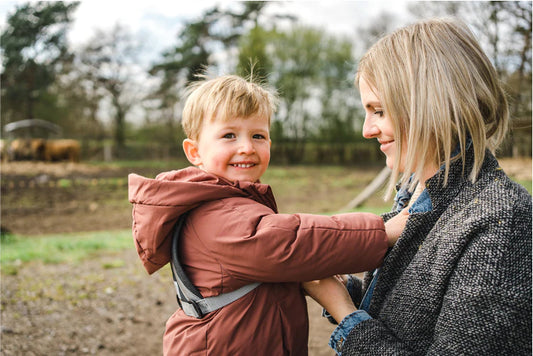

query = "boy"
[128,75,406,355]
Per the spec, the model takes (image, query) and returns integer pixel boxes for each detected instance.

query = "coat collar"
[425,147,499,211]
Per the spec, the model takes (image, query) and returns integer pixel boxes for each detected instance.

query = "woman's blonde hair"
[182,74,278,140]
[356,18,509,195]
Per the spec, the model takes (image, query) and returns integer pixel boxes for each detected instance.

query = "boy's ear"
[183,139,202,166]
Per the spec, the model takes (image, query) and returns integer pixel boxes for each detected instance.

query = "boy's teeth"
[233,163,254,168]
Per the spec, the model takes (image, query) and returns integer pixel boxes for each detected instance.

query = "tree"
[237,25,272,81]
[236,24,362,163]
[487,1,532,156]
[353,11,402,56]
[0,1,79,125]
[150,2,277,83]
[232,1,295,78]
[266,26,357,163]
[145,9,218,143]
[51,57,106,141]
[77,24,142,150]
[407,1,461,19]
[145,2,281,145]
[145,7,223,147]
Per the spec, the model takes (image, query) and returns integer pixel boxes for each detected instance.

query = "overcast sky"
[0,0,411,65]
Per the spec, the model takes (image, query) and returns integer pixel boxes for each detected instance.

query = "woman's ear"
[183,139,202,166]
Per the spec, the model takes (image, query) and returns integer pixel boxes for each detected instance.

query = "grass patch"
[348,205,391,215]
[1,230,132,273]
[102,259,126,269]
[57,178,72,188]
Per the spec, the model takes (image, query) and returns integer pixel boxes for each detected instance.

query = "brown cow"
[7,138,80,162]
[42,139,80,162]
[7,139,44,161]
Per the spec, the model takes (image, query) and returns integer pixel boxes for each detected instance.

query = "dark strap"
[170,214,203,299]
[170,214,260,318]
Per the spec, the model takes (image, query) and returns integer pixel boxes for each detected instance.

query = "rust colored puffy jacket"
[128,167,388,356]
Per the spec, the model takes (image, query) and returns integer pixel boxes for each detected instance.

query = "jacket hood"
[129,166,276,211]
[128,166,277,273]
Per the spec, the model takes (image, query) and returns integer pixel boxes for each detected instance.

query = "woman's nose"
[362,116,380,139]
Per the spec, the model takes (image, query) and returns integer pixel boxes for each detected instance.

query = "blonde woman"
[304,18,532,355]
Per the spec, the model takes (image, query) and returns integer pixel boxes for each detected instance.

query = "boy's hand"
[384,208,409,247]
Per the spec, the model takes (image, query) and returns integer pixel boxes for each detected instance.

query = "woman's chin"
[385,158,395,171]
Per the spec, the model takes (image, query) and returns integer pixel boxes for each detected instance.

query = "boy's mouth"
[231,163,256,168]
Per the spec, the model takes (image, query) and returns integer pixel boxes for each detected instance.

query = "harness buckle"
[178,298,204,319]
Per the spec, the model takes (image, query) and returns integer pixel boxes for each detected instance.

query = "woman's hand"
[384,208,409,246]
[302,276,357,324]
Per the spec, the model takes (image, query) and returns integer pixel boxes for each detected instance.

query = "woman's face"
[359,76,403,171]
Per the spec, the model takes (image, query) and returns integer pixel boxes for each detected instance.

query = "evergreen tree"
[1,1,79,125]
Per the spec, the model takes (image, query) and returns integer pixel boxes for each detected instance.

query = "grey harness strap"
[170,214,261,319]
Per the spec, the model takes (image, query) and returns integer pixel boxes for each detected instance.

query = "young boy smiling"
[128,74,407,355]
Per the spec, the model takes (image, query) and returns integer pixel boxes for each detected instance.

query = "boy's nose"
[238,139,255,154]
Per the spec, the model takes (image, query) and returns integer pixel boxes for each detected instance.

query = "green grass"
[1,230,132,274]
[348,205,391,215]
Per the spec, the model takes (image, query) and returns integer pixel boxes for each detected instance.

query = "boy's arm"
[200,202,389,283]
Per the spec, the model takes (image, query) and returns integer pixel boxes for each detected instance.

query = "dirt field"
[1,158,531,355]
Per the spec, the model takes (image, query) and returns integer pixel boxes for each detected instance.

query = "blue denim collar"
[394,184,432,214]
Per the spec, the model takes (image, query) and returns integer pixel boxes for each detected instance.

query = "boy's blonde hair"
[182,75,278,140]
[356,18,509,195]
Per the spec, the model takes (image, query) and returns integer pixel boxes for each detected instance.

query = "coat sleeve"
[190,197,388,283]
[342,190,532,355]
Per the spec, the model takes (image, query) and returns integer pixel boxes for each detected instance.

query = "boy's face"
[184,115,271,183]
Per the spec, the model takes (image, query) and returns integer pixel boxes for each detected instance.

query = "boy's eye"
[253,134,266,140]
[223,133,236,139]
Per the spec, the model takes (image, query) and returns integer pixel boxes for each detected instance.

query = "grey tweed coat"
[343,149,532,355]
